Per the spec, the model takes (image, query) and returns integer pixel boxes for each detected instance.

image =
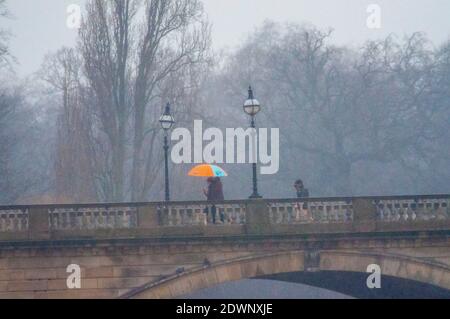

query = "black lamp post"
[159,103,175,201]
[243,86,262,199]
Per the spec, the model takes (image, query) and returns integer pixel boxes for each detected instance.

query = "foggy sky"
[1,0,450,77]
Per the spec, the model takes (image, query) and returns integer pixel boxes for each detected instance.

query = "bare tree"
[77,0,210,201]
[40,48,98,202]
[79,0,139,201]
[130,0,210,200]
[219,22,448,196]
[0,0,13,68]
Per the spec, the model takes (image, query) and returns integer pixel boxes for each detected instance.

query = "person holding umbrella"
[189,164,227,224]
[203,177,225,224]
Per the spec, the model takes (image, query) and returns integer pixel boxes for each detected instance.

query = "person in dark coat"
[203,177,225,224]
[294,179,309,198]
[294,179,312,220]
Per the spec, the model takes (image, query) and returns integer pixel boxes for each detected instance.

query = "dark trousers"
[204,205,216,224]
[204,205,225,224]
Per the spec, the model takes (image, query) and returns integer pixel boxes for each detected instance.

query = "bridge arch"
[121,250,450,299]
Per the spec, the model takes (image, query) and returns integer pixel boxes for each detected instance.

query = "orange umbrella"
[188,164,228,177]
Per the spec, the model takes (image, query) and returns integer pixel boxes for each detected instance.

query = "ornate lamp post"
[159,103,175,201]
[243,86,262,199]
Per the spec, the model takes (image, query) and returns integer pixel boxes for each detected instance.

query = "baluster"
[292,203,298,223]
[236,206,241,224]
[73,211,80,229]
[121,210,128,228]
[58,210,64,229]
[278,206,285,223]
[7,213,13,231]
[189,208,195,225]
[285,204,292,223]
[378,204,387,222]
[50,210,57,230]
[87,211,94,229]
[221,206,227,225]
[279,206,286,223]
[288,204,294,223]
[384,205,390,221]
[309,205,315,222]
[167,207,174,226]
[18,211,25,231]
[79,210,87,228]
[400,207,408,221]
[273,205,280,223]
[276,204,283,223]
[444,201,450,220]
[406,201,415,221]
[337,205,344,222]
[330,204,337,222]
[417,202,426,220]
[317,204,323,222]
[131,208,138,228]
[199,208,207,225]
[120,211,126,228]
[268,205,274,223]
[0,213,5,231]
[328,205,334,222]
[106,211,114,228]
[378,204,385,221]
[174,207,180,226]
[193,207,200,225]
[221,206,228,225]
[3,214,8,231]
[231,206,237,224]
[111,210,118,228]
[323,205,329,223]
[52,210,59,230]
[165,207,171,226]
[230,206,236,224]
[13,213,19,231]
[436,201,447,220]
[98,210,106,228]
[62,210,69,229]
[93,209,100,228]
[273,204,278,223]
[185,207,191,225]
[68,210,75,229]
[318,204,324,223]
[94,210,101,228]
[343,204,350,222]
[228,205,234,224]
[178,207,184,225]
[335,205,341,222]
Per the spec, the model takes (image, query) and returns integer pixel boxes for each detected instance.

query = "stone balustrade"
[157,202,246,226]
[268,199,354,224]
[374,197,449,222]
[49,206,138,230]
[0,209,28,232]
[0,195,448,240]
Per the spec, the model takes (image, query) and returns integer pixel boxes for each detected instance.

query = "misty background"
[0,0,448,300]
[0,0,449,205]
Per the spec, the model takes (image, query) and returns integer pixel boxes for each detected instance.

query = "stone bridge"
[0,195,449,299]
